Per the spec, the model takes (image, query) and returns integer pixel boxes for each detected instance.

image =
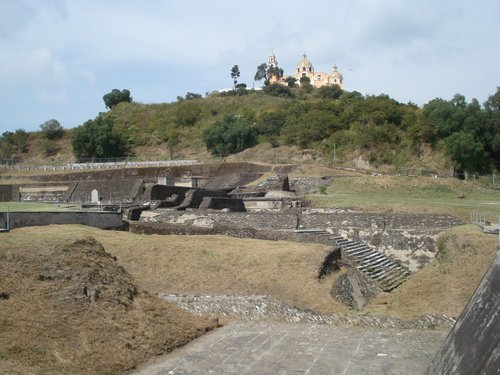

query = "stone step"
[358,258,393,272]
[358,252,387,262]
[378,268,409,286]
[343,245,372,255]
[332,235,410,292]
[342,241,364,248]
[347,249,372,262]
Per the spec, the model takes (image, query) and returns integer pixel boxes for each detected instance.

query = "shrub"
[203,115,257,156]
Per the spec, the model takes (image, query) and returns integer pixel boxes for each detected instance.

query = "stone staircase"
[331,235,410,291]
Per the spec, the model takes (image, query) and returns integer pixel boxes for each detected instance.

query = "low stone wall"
[0,211,124,230]
[129,221,335,246]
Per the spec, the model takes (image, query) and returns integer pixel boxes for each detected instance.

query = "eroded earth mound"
[0,236,216,374]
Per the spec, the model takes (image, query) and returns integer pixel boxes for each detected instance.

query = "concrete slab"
[132,321,445,375]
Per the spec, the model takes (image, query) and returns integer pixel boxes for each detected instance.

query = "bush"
[0,129,29,156]
[40,119,64,140]
[263,83,293,98]
[72,114,128,159]
[316,85,343,99]
[203,115,257,156]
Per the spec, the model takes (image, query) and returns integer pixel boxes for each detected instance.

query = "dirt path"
[132,321,445,375]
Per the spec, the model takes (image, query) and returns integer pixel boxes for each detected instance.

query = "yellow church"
[267,50,344,89]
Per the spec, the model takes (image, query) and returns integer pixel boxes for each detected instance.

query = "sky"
[1,0,500,133]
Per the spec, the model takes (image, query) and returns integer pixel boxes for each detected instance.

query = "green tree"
[254,63,268,83]
[263,83,293,98]
[255,111,287,136]
[267,66,284,80]
[103,89,132,109]
[231,65,240,88]
[445,132,490,174]
[299,76,313,93]
[72,114,128,159]
[40,119,64,140]
[1,129,29,155]
[185,92,202,100]
[284,76,297,88]
[316,84,343,99]
[203,115,257,156]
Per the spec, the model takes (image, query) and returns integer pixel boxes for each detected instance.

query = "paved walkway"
[132,321,445,375]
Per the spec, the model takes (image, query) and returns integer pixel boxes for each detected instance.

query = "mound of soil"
[0,237,216,374]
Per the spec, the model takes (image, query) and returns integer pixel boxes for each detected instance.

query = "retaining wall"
[0,185,18,202]
[425,248,500,375]
[0,211,124,230]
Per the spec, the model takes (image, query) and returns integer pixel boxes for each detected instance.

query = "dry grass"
[0,230,216,374]
[366,225,498,319]
[1,225,346,316]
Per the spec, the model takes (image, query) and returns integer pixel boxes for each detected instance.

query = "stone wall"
[141,209,464,270]
[0,211,124,230]
[67,179,145,203]
[177,189,229,210]
[149,185,190,201]
[199,197,246,212]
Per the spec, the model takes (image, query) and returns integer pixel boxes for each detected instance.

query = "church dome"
[297,53,313,70]
[331,65,343,81]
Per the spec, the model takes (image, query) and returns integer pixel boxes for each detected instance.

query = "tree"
[263,83,293,98]
[40,119,64,140]
[316,84,343,99]
[103,89,132,109]
[299,76,313,93]
[254,63,268,83]
[445,132,490,174]
[185,92,202,100]
[164,128,181,159]
[255,111,286,136]
[267,66,284,80]
[203,115,257,156]
[72,114,128,159]
[1,129,29,155]
[230,65,240,88]
[284,76,297,88]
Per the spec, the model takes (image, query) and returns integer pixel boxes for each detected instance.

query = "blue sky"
[1,0,500,133]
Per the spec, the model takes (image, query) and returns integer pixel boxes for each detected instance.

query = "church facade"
[267,51,344,89]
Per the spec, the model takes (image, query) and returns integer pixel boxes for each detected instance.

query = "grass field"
[0,202,77,212]
[308,175,500,221]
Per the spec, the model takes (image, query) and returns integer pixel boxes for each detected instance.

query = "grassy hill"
[3,86,499,175]
[0,91,451,173]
